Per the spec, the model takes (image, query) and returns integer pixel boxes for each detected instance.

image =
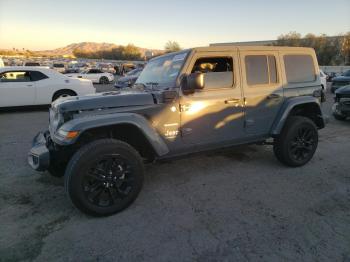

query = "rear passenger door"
[241,51,283,135]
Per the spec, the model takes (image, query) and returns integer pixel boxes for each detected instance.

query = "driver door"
[180,51,244,145]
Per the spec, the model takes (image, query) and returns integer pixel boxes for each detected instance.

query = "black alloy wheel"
[83,154,135,207]
[287,126,317,163]
[274,116,318,167]
[99,76,109,84]
[65,139,144,216]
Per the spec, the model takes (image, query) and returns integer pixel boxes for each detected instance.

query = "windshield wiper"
[134,82,161,91]
[133,82,147,89]
[146,82,159,86]
[145,82,160,90]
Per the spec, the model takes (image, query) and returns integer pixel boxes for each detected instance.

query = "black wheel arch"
[271,97,325,136]
[74,123,158,162]
[52,89,77,101]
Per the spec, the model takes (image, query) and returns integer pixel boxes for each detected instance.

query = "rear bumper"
[28,131,50,171]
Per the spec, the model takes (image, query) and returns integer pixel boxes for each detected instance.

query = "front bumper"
[28,131,50,171]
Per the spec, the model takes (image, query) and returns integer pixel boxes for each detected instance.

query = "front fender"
[270,96,324,136]
[51,113,169,156]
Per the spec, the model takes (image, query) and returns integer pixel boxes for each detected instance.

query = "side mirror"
[182,72,204,95]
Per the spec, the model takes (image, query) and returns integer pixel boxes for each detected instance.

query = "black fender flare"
[51,113,169,156]
[270,96,324,136]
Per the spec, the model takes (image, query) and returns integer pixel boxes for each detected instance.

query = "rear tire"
[64,139,144,216]
[99,76,109,84]
[52,90,76,101]
[273,116,318,167]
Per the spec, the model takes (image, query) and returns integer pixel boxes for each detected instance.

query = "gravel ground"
[0,84,349,262]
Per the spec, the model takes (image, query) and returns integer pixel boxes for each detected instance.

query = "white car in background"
[66,68,114,84]
[0,67,95,107]
[320,70,327,92]
[52,63,66,74]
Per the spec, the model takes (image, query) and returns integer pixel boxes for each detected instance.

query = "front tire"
[273,116,318,167]
[64,139,144,216]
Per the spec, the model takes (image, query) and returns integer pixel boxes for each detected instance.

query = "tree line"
[73,44,143,60]
[2,34,349,65]
[273,32,350,65]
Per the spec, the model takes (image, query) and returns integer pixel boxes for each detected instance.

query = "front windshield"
[136,51,188,89]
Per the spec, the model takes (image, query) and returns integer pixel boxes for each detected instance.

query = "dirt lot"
[0,85,349,262]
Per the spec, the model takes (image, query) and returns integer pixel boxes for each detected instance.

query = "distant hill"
[36,42,162,57]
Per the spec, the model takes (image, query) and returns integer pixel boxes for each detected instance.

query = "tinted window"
[245,55,278,85]
[245,56,268,85]
[268,55,277,83]
[0,71,31,82]
[191,57,233,89]
[30,71,48,81]
[284,55,315,83]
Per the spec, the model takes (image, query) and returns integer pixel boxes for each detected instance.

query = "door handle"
[225,98,240,104]
[267,93,281,99]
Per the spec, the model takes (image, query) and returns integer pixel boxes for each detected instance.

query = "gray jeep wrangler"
[28,46,326,216]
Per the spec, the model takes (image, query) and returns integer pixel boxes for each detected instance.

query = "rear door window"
[245,55,278,86]
[284,55,316,83]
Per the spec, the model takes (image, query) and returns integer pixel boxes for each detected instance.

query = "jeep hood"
[53,90,156,113]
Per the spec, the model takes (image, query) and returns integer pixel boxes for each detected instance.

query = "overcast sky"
[0,0,349,50]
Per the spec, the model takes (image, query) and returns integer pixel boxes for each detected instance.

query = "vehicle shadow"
[0,105,49,113]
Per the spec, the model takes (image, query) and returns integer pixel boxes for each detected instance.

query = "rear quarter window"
[284,55,316,83]
[30,71,49,81]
